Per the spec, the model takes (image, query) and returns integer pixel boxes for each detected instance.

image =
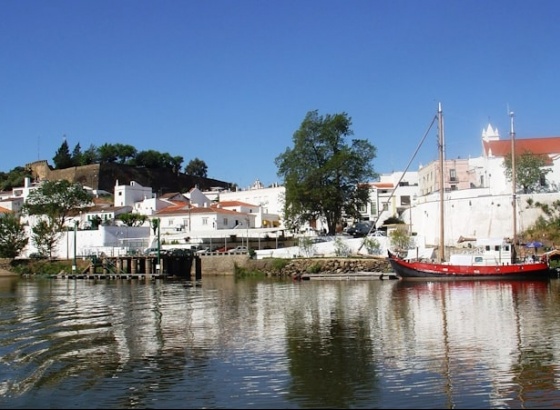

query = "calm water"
[1,275,560,409]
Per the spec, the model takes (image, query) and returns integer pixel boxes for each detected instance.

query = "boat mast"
[438,103,445,262]
[510,111,517,262]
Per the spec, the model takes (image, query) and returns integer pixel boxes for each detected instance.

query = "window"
[370,202,377,216]
[449,169,457,182]
[400,196,411,206]
[202,217,208,226]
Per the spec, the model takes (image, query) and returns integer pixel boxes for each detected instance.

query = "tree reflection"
[285,312,379,407]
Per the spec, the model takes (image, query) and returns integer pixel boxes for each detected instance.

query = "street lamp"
[72,220,78,273]
[246,217,249,252]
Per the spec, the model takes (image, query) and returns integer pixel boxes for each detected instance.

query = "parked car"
[346,222,373,237]
[196,247,211,254]
[144,247,169,256]
[215,246,235,253]
[368,230,386,237]
[29,252,47,259]
[227,246,248,254]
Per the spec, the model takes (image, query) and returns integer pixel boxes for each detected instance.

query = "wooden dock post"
[195,256,201,280]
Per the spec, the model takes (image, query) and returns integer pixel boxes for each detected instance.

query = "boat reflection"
[390,279,559,408]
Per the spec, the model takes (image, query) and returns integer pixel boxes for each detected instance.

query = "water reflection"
[390,280,560,408]
[0,277,560,408]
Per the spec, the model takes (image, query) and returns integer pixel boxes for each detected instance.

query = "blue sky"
[2,0,560,189]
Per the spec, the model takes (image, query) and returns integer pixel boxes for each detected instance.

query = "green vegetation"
[306,262,322,273]
[362,236,381,255]
[185,157,208,178]
[117,213,148,227]
[269,258,289,271]
[233,262,267,278]
[10,258,89,276]
[22,180,92,258]
[0,213,28,258]
[333,236,351,257]
[523,198,560,245]
[275,110,378,235]
[503,151,552,194]
[0,166,32,191]
[389,226,414,252]
[298,237,316,257]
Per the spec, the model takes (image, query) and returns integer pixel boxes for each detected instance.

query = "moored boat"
[388,104,553,280]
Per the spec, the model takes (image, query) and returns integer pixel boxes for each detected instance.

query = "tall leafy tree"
[97,143,119,163]
[185,158,208,177]
[30,219,60,258]
[71,143,83,166]
[22,180,92,258]
[0,213,28,258]
[135,150,163,168]
[53,139,73,169]
[113,143,137,164]
[275,110,377,235]
[82,144,98,165]
[503,151,552,193]
[22,180,93,230]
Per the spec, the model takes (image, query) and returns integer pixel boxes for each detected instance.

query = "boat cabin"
[449,238,513,266]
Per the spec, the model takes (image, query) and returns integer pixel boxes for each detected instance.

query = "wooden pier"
[56,253,202,280]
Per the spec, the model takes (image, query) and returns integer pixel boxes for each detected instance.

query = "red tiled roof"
[484,137,560,157]
[214,200,256,208]
[156,206,243,216]
[371,182,394,189]
[0,206,12,215]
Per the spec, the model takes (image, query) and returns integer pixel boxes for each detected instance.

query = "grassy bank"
[4,258,91,276]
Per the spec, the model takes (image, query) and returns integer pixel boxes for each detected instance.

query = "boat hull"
[388,251,552,280]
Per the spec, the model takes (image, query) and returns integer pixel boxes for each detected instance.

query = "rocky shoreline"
[246,256,392,277]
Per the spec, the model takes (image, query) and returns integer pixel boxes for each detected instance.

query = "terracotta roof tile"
[484,137,560,157]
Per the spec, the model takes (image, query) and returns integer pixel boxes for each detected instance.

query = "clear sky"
[2,0,560,189]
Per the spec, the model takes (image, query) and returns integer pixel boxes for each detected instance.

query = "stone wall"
[200,255,392,277]
[27,161,232,194]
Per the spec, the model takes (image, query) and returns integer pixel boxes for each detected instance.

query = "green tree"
[53,139,73,169]
[275,110,377,235]
[185,158,208,177]
[503,151,552,194]
[113,143,137,164]
[31,218,59,259]
[71,143,83,166]
[0,213,28,258]
[134,150,164,168]
[22,181,92,258]
[117,213,148,227]
[97,143,119,163]
[169,155,184,175]
[0,166,33,191]
[82,144,98,165]
[22,180,93,231]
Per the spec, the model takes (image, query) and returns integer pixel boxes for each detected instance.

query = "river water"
[1,275,560,409]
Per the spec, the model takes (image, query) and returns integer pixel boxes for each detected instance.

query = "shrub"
[270,258,289,271]
[362,236,381,255]
[307,262,322,273]
[334,237,351,257]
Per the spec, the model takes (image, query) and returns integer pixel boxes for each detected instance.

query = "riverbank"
[0,256,394,278]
